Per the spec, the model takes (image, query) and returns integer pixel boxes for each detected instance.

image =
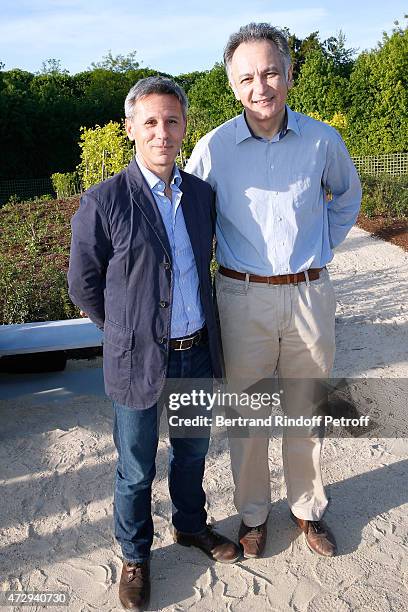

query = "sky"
[1,0,406,76]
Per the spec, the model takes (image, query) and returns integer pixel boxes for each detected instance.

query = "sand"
[1,225,407,611]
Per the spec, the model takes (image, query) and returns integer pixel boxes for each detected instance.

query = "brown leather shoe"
[119,560,150,611]
[238,520,267,558]
[174,525,241,563]
[291,512,336,557]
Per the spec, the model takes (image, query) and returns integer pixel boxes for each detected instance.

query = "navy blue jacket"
[68,158,222,408]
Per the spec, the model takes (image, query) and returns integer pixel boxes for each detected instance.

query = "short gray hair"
[224,23,291,78]
[124,76,188,119]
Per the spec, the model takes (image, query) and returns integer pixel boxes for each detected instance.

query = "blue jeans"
[113,343,212,562]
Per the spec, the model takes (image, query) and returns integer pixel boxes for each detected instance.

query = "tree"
[323,31,356,78]
[39,58,69,75]
[286,29,356,83]
[182,106,214,161]
[82,67,161,125]
[90,50,140,73]
[0,69,37,178]
[175,71,203,94]
[188,63,241,126]
[288,48,350,119]
[346,19,408,155]
[286,31,322,81]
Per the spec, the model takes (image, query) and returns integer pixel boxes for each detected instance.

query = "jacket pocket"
[103,320,133,392]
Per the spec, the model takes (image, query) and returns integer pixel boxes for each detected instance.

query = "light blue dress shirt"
[136,157,205,338]
[186,106,362,275]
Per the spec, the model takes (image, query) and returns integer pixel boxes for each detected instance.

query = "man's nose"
[253,76,269,95]
[156,122,170,140]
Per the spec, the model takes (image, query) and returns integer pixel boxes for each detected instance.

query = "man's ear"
[286,64,294,90]
[125,118,135,141]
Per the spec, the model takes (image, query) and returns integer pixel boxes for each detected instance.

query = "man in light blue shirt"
[186,23,362,560]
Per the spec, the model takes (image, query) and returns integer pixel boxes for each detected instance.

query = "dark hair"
[224,22,291,77]
[125,76,188,119]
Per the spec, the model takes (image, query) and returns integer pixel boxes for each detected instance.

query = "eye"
[145,119,156,126]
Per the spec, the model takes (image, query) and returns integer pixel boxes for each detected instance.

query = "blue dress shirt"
[186,106,362,275]
[136,157,205,338]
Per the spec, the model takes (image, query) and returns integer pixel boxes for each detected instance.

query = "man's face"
[125,93,186,176]
[229,40,292,129]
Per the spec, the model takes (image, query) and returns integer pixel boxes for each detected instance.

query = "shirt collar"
[286,106,301,136]
[135,155,182,190]
[235,113,253,144]
[235,105,300,144]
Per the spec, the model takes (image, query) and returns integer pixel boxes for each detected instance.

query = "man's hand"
[80,310,88,318]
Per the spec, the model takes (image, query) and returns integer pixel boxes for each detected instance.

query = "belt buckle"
[175,337,195,351]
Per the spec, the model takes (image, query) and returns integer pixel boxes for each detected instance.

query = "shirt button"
[159,300,169,308]
[163,261,171,270]
[158,336,166,344]
[278,217,282,222]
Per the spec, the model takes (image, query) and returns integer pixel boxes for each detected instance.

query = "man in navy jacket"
[68,77,240,611]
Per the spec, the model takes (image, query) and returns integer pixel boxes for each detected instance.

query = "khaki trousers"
[216,268,336,525]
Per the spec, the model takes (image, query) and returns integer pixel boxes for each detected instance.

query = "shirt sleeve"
[67,192,111,329]
[323,130,362,249]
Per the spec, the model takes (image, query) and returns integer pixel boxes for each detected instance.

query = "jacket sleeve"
[209,183,216,237]
[67,192,111,330]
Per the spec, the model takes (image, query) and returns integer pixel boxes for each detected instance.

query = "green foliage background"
[1,25,408,325]
[0,22,407,180]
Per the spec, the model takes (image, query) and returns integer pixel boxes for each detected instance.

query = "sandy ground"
[1,225,408,612]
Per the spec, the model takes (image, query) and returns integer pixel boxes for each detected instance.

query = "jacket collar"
[178,171,203,273]
[135,155,182,191]
[126,157,172,259]
[126,159,204,276]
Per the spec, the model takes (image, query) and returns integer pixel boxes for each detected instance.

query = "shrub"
[360,174,408,219]
[6,194,22,205]
[51,171,81,198]
[77,121,133,189]
[0,196,80,324]
[307,111,348,138]
[0,258,78,324]
[4,193,53,206]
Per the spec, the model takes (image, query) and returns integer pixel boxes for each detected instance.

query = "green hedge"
[360,174,408,219]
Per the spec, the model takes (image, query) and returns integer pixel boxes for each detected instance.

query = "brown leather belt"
[218,265,323,285]
[170,326,208,351]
